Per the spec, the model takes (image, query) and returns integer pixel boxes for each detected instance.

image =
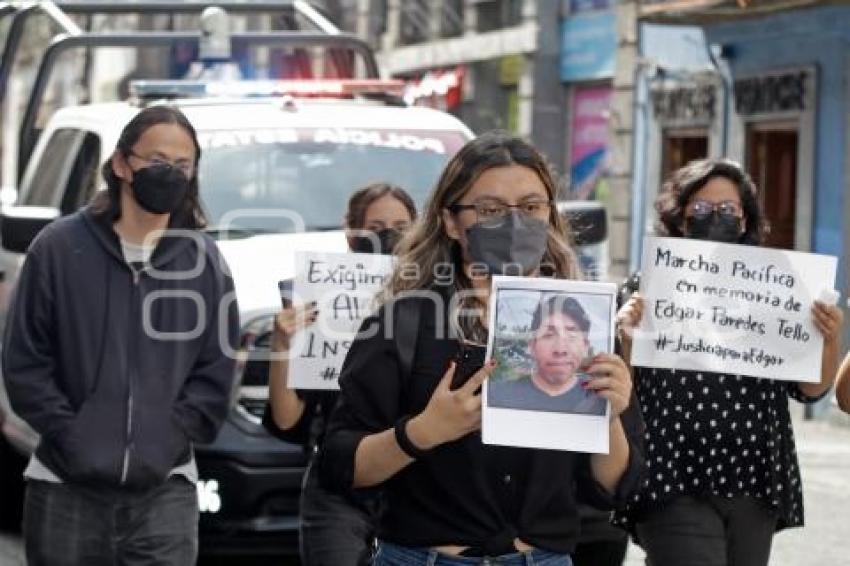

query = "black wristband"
[394,415,429,460]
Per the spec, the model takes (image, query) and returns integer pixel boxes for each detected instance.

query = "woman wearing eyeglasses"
[615,159,843,566]
[263,183,417,566]
[319,131,646,566]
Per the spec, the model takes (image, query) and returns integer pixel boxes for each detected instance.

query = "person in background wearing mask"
[346,183,416,256]
[615,159,843,566]
[3,106,239,565]
[320,132,645,566]
[263,183,416,566]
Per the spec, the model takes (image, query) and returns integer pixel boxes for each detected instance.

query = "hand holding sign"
[272,303,318,352]
[811,300,843,343]
[615,292,644,362]
[581,353,633,422]
[801,299,846,399]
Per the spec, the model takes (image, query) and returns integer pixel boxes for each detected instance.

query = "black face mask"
[130,164,190,215]
[350,228,403,255]
[685,213,742,243]
[465,212,549,275]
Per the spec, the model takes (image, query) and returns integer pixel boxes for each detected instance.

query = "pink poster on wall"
[569,85,613,200]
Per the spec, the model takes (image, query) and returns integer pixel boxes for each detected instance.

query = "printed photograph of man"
[489,294,607,416]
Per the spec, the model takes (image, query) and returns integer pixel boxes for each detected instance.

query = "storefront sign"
[402,66,465,111]
[570,0,612,12]
[651,84,716,123]
[499,55,525,86]
[560,11,616,82]
[734,72,807,115]
[569,86,612,199]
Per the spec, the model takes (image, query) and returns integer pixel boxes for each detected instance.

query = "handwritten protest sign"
[288,251,393,390]
[631,236,837,383]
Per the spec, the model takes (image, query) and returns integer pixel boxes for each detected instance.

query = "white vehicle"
[557,200,610,282]
[0,78,472,553]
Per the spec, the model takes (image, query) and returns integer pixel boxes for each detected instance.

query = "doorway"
[661,128,709,182]
[746,122,798,249]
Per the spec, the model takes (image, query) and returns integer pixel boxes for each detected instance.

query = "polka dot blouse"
[614,367,824,532]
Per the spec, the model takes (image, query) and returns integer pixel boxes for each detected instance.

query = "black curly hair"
[654,158,765,245]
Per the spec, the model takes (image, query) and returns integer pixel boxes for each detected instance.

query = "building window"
[369,0,389,37]
[441,0,465,38]
[475,0,524,33]
[321,0,360,33]
[400,0,431,45]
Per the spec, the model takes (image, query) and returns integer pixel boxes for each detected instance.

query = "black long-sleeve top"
[262,389,337,452]
[320,294,646,556]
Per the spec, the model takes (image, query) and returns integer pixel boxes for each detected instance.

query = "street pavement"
[2,406,849,566]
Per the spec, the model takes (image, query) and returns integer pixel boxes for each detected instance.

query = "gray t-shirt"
[488,374,607,416]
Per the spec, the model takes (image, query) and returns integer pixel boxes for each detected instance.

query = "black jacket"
[3,207,239,490]
[321,295,646,555]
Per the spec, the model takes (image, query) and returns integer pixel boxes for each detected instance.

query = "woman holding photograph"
[616,158,844,566]
[263,182,416,566]
[320,131,645,566]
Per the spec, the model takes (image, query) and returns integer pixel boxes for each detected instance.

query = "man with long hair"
[3,106,239,565]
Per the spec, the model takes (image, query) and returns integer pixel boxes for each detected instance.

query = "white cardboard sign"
[631,236,837,383]
[483,276,616,454]
[288,251,393,390]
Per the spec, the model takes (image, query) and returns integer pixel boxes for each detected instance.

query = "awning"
[639,0,846,24]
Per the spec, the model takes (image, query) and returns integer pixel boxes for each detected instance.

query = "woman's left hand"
[582,353,633,422]
[812,301,844,344]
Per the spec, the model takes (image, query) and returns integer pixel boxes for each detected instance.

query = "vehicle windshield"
[197,127,469,234]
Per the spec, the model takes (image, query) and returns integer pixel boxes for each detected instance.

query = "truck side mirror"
[558,201,609,281]
[558,202,608,246]
[0,206,60,254]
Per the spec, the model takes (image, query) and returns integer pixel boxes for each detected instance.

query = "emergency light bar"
[130,79,406,100]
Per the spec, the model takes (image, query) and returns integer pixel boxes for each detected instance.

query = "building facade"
[340,0,638,278]
[630,0,849,302]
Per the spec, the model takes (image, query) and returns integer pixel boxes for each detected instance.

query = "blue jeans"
[374,541,573,566]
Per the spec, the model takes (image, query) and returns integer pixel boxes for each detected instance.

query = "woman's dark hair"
[91,105,207,229]
[654,158,765,245]
[380,130,579,343]
[344,182,417,229]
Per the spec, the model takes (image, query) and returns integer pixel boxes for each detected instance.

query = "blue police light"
[130,79,406,101]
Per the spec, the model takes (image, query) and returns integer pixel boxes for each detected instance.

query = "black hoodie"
[3,207,239,490]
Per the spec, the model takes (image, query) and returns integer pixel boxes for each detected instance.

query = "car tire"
[0,435,25,532]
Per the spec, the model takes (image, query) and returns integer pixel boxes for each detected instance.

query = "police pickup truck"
[0,77,472,555]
